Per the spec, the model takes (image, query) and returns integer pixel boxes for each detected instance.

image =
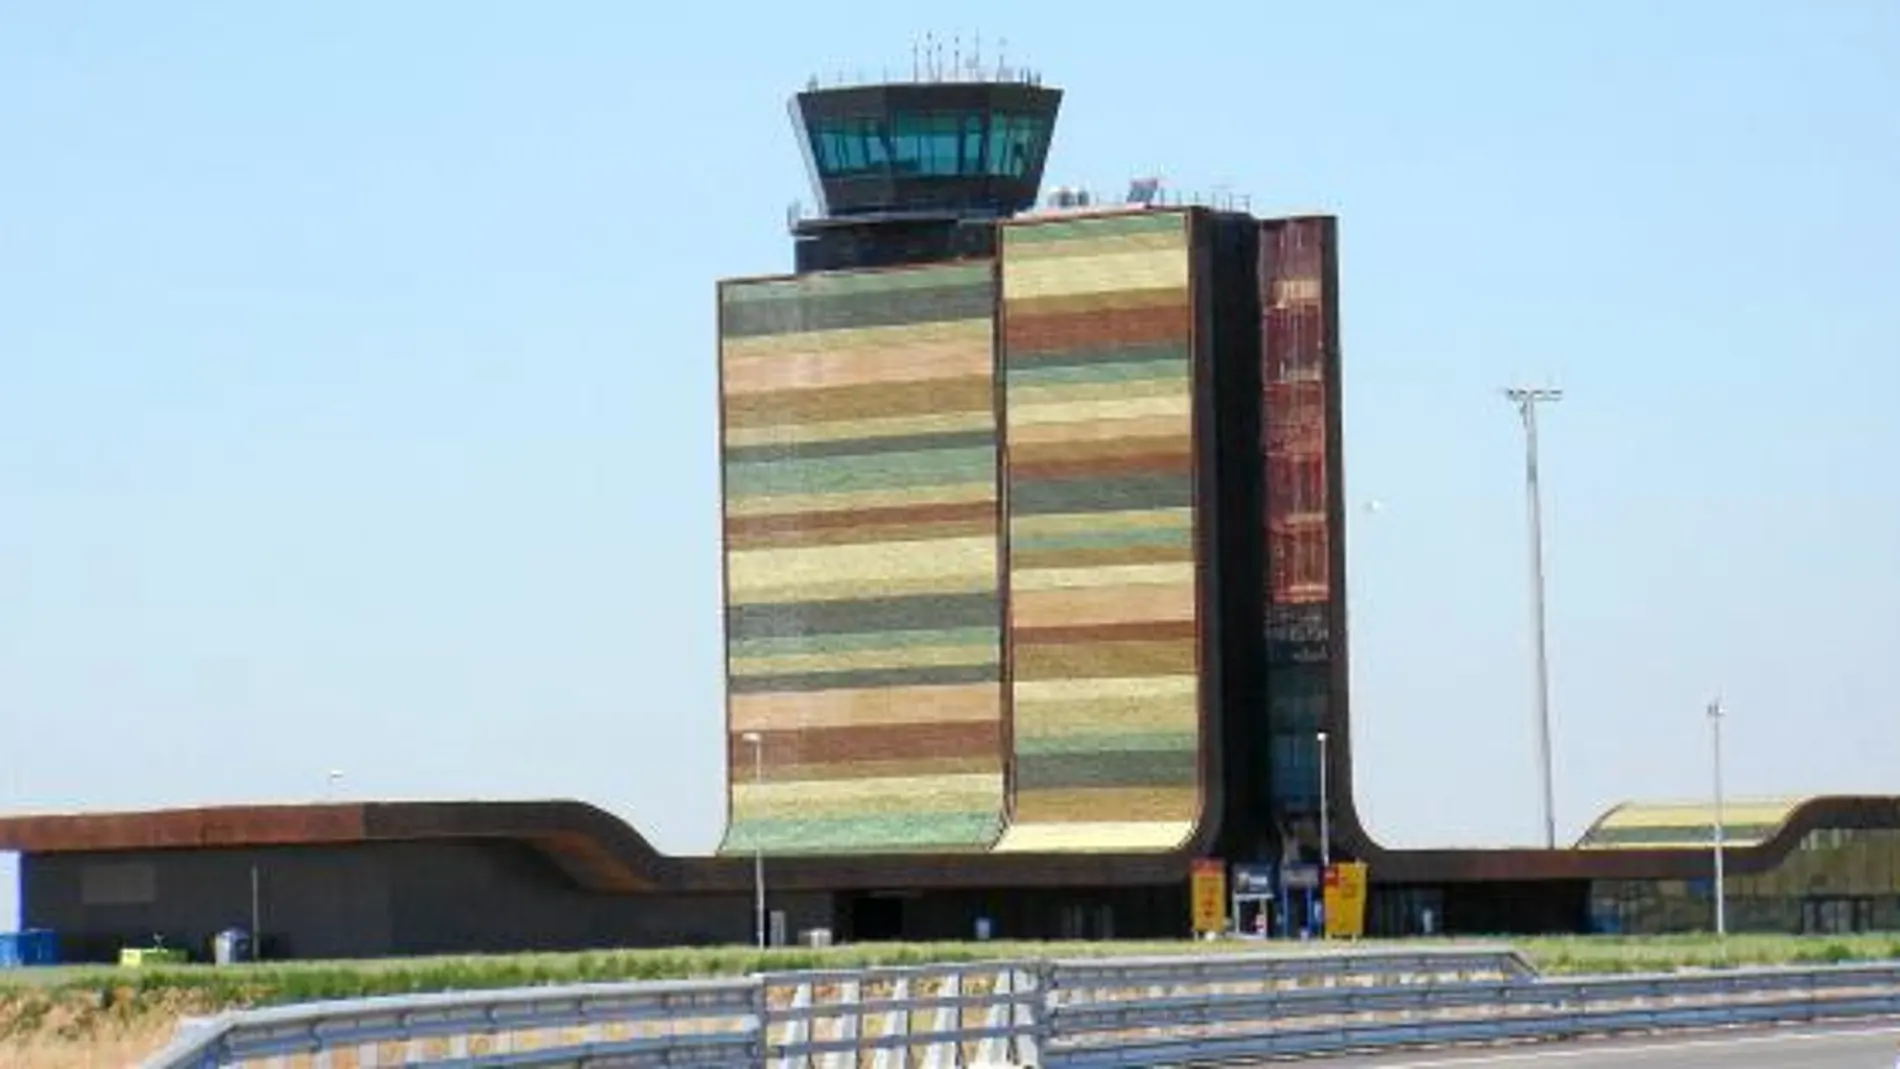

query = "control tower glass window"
[809,110,1052,180]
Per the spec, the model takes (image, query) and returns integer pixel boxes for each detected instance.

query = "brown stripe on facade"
[1007,450,1193,481]
[1013,638,1199,680]
[1002,287,1189,321]
[1013,619,1202,645]
[1004,305,1192,356]
[747,755,1002,783]
[723,376,995,427]
[727,500,996,537]
[727,517,998,551]
[1009,542,1195,571]
[1007,436,1195,468]
[728,720,1004,768]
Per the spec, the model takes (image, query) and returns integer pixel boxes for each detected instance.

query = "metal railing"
[143,947,1900,1068]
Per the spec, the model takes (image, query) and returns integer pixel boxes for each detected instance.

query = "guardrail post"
[976,968,1009,1067]
[873,977,911,1069]
[748,973,771,1069]
[772,981,812,1069]
[1019,963,1047,1069]
[820,978,862,1069]
[920,973,960,1069]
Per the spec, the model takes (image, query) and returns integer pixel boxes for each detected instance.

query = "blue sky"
[2,2,1896,928]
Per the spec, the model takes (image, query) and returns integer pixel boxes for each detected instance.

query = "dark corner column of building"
[1199,212,1271,864]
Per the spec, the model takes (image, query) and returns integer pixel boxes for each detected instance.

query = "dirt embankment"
[0,986,230,1069]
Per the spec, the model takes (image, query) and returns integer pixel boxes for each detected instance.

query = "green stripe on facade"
[1014,750,1198,790]
[727,593,999,641]
[1010,525,1193,555]
[722,812,1003,854]
[1005,356,1189,389]
[1003,340,1188,371]
[727,663,1000,694]
[723,263,992,303]
[725,446,997,498]
[1009,475,1195,515]
[725,429,996,465]
[1003,211,1187,245]
[730,626,1001,660]
[723,283,994,338]
[1014,732,1198,755]
[1584,824,1780,847]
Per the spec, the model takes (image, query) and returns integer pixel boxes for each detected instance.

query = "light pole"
[1316,730,1331,871]
[325,770,343,802]
[1503,385,1562,849]
[1708,698,1727,938]
[740,731,766,949]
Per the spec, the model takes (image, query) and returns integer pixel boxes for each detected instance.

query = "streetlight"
[1708,698,1727,938]
[1316,730,1331,871]
[740,731,766,949]
[324,770,343,802]
[1503,385,1563,849]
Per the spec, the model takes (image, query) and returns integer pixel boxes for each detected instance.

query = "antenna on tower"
[972,31,983,78]
[912,37,920,81]
[953,35,961,81]
[996,36,1009,80]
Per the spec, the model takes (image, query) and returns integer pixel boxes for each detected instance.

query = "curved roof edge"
[0,800,1197,894]
[1574,796,1811,850]
[3,794,1896,893]
[1331,794,1900,883]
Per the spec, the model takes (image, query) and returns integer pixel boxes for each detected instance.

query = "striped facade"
[993,211,1204,854]
[717,263,1008,855]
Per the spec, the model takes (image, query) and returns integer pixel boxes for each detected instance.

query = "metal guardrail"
[142,948,1900,1069]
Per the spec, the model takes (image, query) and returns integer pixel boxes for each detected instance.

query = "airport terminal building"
[4,70,1898,961]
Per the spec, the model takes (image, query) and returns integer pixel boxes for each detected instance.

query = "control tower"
[787,66,1062,272]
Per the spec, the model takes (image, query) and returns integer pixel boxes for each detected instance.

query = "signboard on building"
[1266,603,1330,663]
[1232,863,1275,895]
[1281,862,1320,890]
[1323,862,1369,939]
[1190,859,1228,935]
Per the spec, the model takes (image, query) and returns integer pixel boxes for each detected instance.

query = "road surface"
[1311,1024,1900,1067]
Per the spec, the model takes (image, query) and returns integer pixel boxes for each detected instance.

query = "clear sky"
[3,2,1896,928]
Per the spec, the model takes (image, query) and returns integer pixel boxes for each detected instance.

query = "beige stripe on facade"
[1010,508,1193,539]
[1003,250,1189,301]
[992,820,1195,853]
[743,755,1002,783]
[1010,582,1196,629]
[732,570,997,606]
[1006,411,1190,447]
[730,641,997,677]
[728,536,996,598]
[730,683,1002,733]
[724,317,990,359]
[1008,395,1192,429]
[1007,374,1189,410]
[1010,562,1196,593]
[725,482,996,518]
[1013,675,1197,705]
[1012,690,1199,737]
[723,328,992,395]
[1003,228,1188,261]
[733,773,1004,820]
[1010,787,1200,824]
[724,410,994,449]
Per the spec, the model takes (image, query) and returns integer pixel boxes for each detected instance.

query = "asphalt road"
[1308,1024,1900,1067]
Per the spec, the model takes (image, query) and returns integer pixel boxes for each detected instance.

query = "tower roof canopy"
[792,81,1062,222]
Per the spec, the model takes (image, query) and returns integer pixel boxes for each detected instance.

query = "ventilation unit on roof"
[1127,177,1163,205]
